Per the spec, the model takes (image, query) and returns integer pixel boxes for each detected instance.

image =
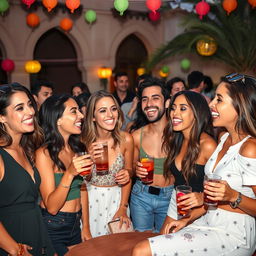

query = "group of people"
[0,71,256,256]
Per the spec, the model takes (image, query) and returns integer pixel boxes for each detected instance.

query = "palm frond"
[146,1,256,72]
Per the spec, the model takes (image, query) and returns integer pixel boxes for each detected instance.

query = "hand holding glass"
[77,152,92,177]
[176,185,192,219]
[204,174,222,206]
[140,156,154,184]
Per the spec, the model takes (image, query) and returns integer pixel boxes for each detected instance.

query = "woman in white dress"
[132,73,256,256]
[81,90,133,238]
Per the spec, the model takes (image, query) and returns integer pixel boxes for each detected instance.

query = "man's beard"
[143,106,165,123]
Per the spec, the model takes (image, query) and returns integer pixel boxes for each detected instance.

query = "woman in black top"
[0,83,55,255]
[161,90,217,233]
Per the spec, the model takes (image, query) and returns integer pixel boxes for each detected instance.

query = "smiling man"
[130,77,174,233]
[113,72,135,107]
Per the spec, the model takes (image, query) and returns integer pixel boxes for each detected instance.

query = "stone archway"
[113,34,148,91]
[33,28,82,94]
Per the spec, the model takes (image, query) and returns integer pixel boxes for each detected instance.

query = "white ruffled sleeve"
[237,154,256,186]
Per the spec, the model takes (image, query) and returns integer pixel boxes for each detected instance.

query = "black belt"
[147,186,161,195]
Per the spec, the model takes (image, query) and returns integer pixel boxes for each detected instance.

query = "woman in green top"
[36,94,94,255]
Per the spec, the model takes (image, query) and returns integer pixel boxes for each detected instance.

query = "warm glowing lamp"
[196,36,217,56]
[97,67,112,89]
[137,67,146,76]
[98,67,112,79]
[25,60,41,73]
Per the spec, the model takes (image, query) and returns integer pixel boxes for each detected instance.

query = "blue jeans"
[41,208,82,256]
[130,180,174,233]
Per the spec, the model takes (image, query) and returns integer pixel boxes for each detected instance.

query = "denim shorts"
[130,180,174,233]
[41,208,82,256]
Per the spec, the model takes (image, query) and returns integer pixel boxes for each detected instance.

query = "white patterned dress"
[86,153,130,237]
[149,133,256,256]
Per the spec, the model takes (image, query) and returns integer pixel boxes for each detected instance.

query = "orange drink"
[140,157,154,184]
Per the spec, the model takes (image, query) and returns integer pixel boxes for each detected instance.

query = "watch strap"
[229,192,242,209]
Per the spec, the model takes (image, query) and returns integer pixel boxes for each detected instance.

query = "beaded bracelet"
[18,243,25,256]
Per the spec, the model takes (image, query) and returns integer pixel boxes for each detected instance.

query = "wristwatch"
[229,192,242,209]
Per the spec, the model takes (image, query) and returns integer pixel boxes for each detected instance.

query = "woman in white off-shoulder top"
[132,73,256,256]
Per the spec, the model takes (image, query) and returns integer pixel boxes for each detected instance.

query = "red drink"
[204,174,222,206]
[80,168,91,176]
[141,158,154,184]
[176,185,192,219]
[204,178,221,206]
[204,194,216,205]
[176,192,189,217]
[95,162,109,176]
[95,142,109,176]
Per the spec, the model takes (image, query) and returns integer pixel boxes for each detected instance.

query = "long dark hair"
[39,94,85,171]
[0,83,43,160]
[163,91,213,182]
[128,100,148,132]
[222,74,256,137]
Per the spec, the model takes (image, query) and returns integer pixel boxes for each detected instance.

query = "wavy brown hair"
[81,90,124,148]
[163,91,213,183]
[0,83,43,162]
[222,74,256,137]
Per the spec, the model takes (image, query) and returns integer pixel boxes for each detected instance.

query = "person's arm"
[113,179,132,228]
[115,132,134,182]
[161,135,216,234]
[36,148,75,214]
[112,132,133,227]
[131,129,140,173]
[205,138,256,217]
[131,129,151,180]
[36,148,88,215]
[0,223,32,256]
[127,97,138,120]
[231,186,256,216]
[80,184,92,241]
[0,222,19,255]
[161,205,207,234]
[160,215,175,234]
[180,135,217,209]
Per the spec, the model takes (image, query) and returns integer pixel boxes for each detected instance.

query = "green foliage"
[146,1,256,72]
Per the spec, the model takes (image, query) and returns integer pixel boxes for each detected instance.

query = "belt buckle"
[148,186,160,195]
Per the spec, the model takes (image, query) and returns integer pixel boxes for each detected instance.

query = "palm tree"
[146,0,256,73]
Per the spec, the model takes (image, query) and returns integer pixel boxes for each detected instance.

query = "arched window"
[33,28,82,93]
[114,34,147,91]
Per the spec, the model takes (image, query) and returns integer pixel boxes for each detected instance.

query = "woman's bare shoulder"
[121,131,134,144]
[131,128,142,142]
[35,146,50,159]
[200,133,217,157]
[240,137,256,158]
